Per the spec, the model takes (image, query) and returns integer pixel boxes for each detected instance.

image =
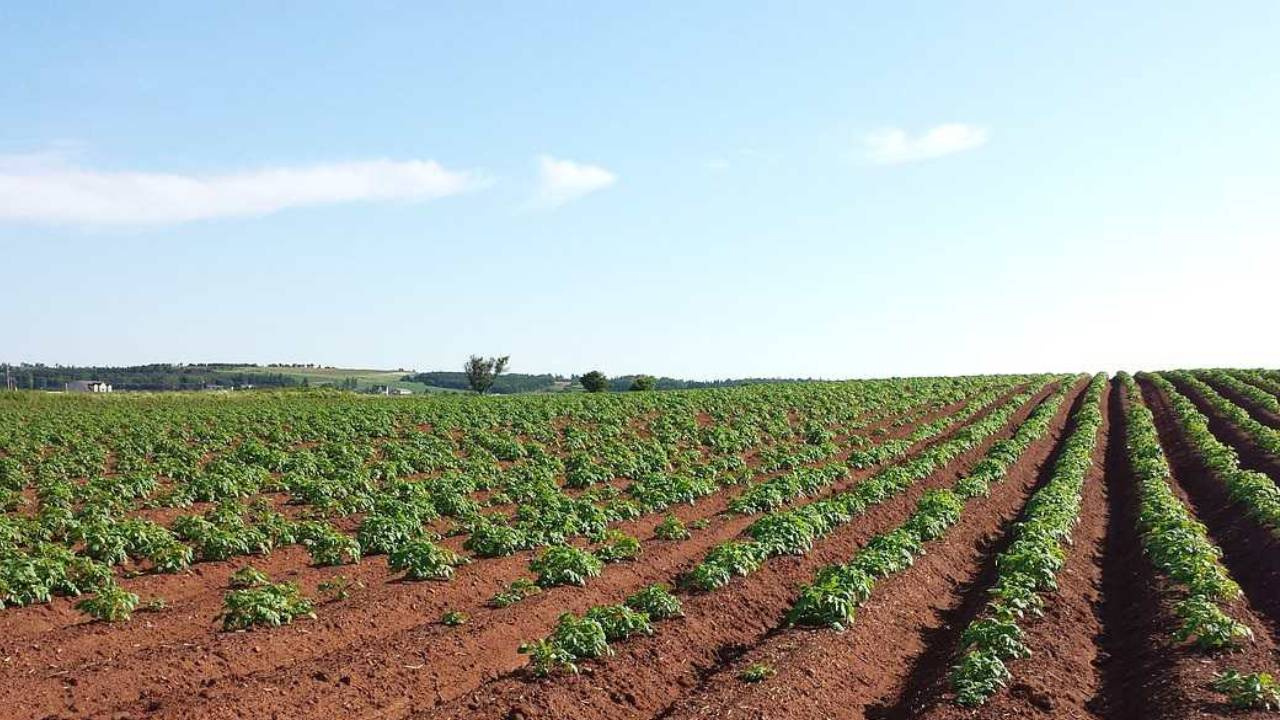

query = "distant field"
[212,366,458,393]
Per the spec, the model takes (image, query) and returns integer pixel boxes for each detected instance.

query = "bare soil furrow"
[404,383,1057,720]
[1165,376,1280,482]
[892,378,1109,720]
[657,380,1085,720]
[1140,377,1280,638]
[4,391,1024,720]
[0,389,977,669]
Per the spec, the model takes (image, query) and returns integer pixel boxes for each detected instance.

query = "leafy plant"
[738,663,775,683]
[625,584,683,620]
[593,530,640,563]
[491,578,541,608]
[388,539,468,581]
[1174,596,1252,650]
[219,581,315,631]
[441,610,469,626]
[300,525,361,567]
[551,612,610,662]
[74,582,140,623]
[518,638,576,677]
[654,513,690,540]
[317,575,363,601]
[951,649,1011,707]
[228,565,270,589]
[530,545,603,588]
[1213,670,1280,710]
[585,604,653,641]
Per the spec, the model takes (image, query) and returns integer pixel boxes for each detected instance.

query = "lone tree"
[580,370,609,393]
[464,355,509,394]
[629,375,656,391]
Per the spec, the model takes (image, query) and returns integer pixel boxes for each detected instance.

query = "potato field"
[2,370,1279,719]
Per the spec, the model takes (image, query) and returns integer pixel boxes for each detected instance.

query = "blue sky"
[3,2,1277,378]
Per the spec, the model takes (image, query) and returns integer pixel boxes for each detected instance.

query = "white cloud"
[863,124,988,165]
[0,155,486,225]
[531,155,616,208]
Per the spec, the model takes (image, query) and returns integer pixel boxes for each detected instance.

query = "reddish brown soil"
[872,378,1110,720]
[1139,379,1280,638]
[1165,375,1280,481]
[408,382,1060,720]
[1202,376,1280,429]
[0,389,1014,720]
[9,378,1277,720]
[646,379,1086,720]
[0,391,952,648]
[1084,377,1280,720]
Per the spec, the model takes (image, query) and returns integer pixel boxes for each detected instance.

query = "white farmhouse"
[66,380,113,393]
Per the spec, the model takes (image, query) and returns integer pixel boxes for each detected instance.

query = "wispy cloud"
[863,124,988,165]
[531,155,616,208]
[0,154,486,225]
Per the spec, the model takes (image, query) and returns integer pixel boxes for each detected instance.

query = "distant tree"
[629,375,656,391]
[465,355,510,394]
[580,371,609,393]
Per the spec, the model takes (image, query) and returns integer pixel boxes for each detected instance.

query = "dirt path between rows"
[652,379,1086,720]
[408,383,1059,720]
[876,378,1107,720]
[0,390,1023,720]
[1121,378,1280,719]
[1140,378,1280,641]
[1165,375,1280,482]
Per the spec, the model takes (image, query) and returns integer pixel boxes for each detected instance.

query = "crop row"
[727,381,1020,516]
[1164,371,1280,457]
[1198,369,1280,418]
[1120,373,1251,648]
[506,377,1058,676]
[947,372,1106,706]
[502,382,1019,599]
[1120,373,1280,710]
[1142,373,1280,536]
[1233,369,1280,399]
[785,376,1080,634]
[0,377,1021,614]
[684,378,1056,592]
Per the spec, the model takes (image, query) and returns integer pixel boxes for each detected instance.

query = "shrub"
[580,371,609,393]
[629,375,656,392]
